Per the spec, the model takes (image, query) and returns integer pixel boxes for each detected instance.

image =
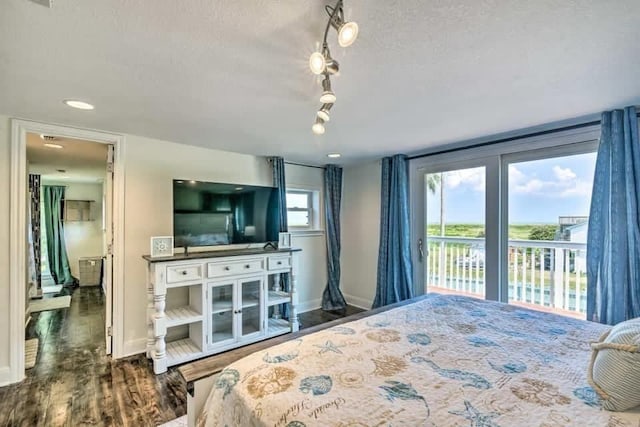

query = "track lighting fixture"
[308,0,357,134]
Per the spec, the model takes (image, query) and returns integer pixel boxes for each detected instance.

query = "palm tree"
[426,173,440,195]
[426,173,446,287]
[426,173,445,236]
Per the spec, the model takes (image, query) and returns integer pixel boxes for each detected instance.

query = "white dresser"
[143,248,300,374]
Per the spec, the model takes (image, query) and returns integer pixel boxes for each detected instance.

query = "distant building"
[557,216,588,272]
[557,216,589,241]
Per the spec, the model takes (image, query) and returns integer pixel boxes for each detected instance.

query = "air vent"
[57,169,66,173]
[40,135,57,141]
[29,0,53,8]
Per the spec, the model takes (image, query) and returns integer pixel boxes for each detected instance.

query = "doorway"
[26,132,113,368]
[9,119,124,385]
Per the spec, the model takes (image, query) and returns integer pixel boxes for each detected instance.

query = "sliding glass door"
[411,127,600,319]
[504,148,597,319]
[416,163,488,299]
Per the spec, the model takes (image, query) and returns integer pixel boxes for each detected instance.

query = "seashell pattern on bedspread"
[198,294,640,426]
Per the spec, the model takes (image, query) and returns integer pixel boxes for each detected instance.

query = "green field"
[426,224,556,240]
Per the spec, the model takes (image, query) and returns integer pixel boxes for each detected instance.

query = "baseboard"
[343,294,372,311]
[122,338,148,358]
[0,366,13,387]
[297,298,322,314]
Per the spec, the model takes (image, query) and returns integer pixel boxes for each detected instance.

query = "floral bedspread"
[198,294,640,426]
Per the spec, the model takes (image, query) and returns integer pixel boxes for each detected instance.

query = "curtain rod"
[284,161,326,170]
[408,109,640,160]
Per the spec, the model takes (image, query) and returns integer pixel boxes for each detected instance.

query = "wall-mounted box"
[64,199,94,222]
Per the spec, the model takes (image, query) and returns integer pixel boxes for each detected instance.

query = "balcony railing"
[426,236,587,319]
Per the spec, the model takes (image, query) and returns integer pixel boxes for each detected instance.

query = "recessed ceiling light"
[176,180,184,184]
[327,153,341,158]
[189,180,196,184]
[235,187,244,191]
[63,99,95,110]
[44,143,63,149]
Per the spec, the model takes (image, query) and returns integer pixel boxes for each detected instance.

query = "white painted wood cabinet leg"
[272,273,281,319]
[146,282,155,358]
[290,253,300,332]
[152,267,168,374]
[153,294,168,374]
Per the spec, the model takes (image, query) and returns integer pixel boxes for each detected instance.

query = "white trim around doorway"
[6,119,126,386]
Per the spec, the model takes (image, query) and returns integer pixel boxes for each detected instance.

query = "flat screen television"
[173,180,280,248]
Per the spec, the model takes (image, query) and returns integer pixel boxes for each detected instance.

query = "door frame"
[9,119,126,385]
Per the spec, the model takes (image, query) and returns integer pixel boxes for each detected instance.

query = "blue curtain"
[271,157,289,234]
[269,157,290,318]
[43,185,74,285]
[322,165,347,310]
[587,106,640,325]
[373,155,414,308]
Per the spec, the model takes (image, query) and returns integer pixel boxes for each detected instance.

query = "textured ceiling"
[27,133,108,182]
[2,0,640,164]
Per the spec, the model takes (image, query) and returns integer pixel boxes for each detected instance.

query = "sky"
[426,152,597,224]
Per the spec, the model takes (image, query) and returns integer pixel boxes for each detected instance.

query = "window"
[286,190,313,228]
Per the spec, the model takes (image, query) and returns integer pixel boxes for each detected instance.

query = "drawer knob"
[277,261,282,265]
[181,271,187,275]
[245,264,250,269]
[224,266,230,271]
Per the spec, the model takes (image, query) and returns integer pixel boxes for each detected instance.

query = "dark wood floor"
[0,287,363,426]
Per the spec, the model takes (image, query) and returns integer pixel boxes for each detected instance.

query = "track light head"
[320,91,336,103]
[309,52,326,75]
[320,77,336,103]
[337,21,358,47]
[310,47,340,75]
[317,103,333,122]
[312,117,326,135]
[328,6,359,47]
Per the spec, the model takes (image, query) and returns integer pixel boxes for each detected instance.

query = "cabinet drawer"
[207,259,264,278]
[166,264,203,283]
[267,256,291,270]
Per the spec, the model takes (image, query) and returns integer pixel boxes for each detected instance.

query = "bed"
[191,294,640,426]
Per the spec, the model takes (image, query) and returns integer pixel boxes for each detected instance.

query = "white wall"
[0,115,11,380]
[42,181,105,279]
[285,164,327,313]
[341,160,381,309]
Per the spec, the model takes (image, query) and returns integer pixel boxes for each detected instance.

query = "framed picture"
[278,232,292,249]
[150,236,174,258]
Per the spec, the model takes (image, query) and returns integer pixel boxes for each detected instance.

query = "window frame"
[286,189,314,229]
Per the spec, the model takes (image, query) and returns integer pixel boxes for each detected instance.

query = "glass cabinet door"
[210,282,234,345]
[239,278,263,338]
